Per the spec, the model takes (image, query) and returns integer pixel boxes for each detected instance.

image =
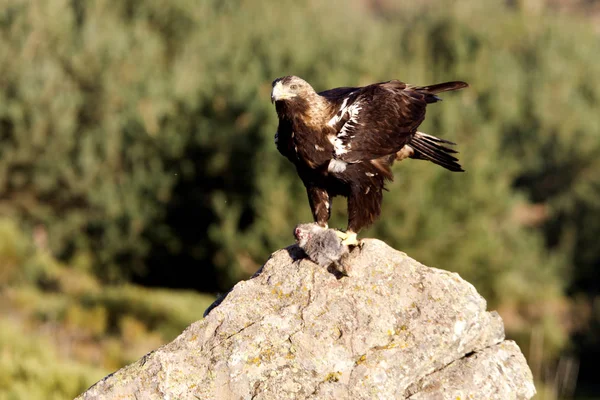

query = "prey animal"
[272,76,468,245]
[294,223,349,272]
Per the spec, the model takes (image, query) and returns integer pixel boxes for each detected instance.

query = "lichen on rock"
[77,239,536,400]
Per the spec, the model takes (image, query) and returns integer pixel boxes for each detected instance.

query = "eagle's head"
[271,76,315,104]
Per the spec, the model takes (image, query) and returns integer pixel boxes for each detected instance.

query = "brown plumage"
[271,76,468,244]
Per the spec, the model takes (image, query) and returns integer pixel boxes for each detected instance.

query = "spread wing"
[321,80,431,163]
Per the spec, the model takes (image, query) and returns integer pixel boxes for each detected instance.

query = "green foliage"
[0,218,214,398]
[1,0,593,285]
[0,319,107,400]
[1,0,600,396]
[0,219,28,284]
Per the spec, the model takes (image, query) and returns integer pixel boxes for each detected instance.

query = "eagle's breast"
[291,125,334,170]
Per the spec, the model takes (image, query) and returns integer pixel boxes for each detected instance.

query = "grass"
[0,217,215,399]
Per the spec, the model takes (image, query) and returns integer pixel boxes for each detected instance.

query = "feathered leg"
[307,186,331,228]
[341,182,384,246]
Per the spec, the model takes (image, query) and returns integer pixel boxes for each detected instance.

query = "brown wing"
[318,86,361,102]
[324,80,429,163]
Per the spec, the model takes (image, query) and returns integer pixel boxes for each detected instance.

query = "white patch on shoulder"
[338,101,362,138]
[327,159,347,173]
[365,172,375,177]
[315,144,325,151]
[328,134,348,156]
[327,97,351,127]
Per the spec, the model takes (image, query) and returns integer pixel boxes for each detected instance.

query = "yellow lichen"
[248,356,261,365]
[324,371,342,382]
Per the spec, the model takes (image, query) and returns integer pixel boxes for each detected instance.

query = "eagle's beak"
[271,82,282,104]
[271,81,293,103]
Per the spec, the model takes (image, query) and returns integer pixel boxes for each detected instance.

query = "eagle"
[271,76,468,246]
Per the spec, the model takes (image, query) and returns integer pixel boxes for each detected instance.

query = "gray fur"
[294,223,349,270]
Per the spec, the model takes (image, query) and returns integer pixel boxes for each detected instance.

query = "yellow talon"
[335,230,360,247]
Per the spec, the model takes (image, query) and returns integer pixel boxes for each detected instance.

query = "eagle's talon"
[335,230,359,247]
[342,236,360,247]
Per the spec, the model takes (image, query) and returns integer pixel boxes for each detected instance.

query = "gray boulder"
[77,239,536,400]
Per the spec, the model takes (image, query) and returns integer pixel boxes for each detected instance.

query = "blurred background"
[0,0,599,398]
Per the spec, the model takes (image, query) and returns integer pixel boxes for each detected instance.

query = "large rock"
[77,239,536,400]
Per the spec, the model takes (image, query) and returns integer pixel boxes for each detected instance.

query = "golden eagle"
[271,76,468,245]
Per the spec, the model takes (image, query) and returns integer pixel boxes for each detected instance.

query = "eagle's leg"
[342,183,383,246]
[307,186,331,228]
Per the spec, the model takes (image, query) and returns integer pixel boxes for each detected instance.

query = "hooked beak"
[271,81,294,104]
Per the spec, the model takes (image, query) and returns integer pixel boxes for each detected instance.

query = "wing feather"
[327,81,428,162]
[319,79,465,164]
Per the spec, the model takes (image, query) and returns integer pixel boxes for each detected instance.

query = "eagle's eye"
[290,84,298,90]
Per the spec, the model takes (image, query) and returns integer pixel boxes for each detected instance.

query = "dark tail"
[417,81,468,103]
[408,131,464,172]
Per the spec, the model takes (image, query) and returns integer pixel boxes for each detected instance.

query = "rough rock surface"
[77,239,536,400]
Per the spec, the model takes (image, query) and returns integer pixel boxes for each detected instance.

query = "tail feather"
[409,131,464,172]
[418,81,469,94]
[415,131,458,146]
[417,81,468,104]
